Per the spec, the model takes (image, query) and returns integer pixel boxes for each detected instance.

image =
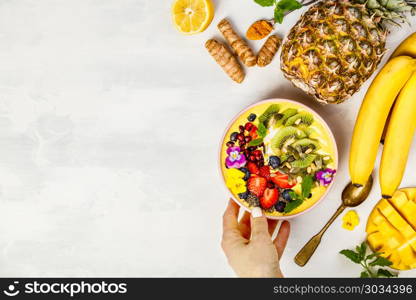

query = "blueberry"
[248,113,256,122]
[275,201,286,213]
[269,156,281,169]
[239,167,250,181]
[282,189,293,202]
[238,192,248,200]
[230,132,238,142]
[308,193,312,199]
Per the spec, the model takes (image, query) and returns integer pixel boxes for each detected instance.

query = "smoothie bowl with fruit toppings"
[219,99,338,219]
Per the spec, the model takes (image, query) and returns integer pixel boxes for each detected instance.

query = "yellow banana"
[380,72,416,198]
[349,56,416,186]
[391,33,416,59]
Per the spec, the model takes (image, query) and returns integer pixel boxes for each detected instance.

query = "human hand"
[221,199,290,278]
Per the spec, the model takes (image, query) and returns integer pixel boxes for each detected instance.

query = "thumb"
[250,207,270,241]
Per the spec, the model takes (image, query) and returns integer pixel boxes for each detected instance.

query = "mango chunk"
[402,188,416,201]
[366,189,416,270]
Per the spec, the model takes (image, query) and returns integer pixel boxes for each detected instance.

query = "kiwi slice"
[291,154,317,168]
[322,156,333,165]
[285,112,314,126]
[275,108,298,126]
[292,138,320,150]
[258,104,280,126]
[314,156,323,169]
[297,124,317,137]
[271,126,298,152]
[295,129,307,139]
[280,153,291,163]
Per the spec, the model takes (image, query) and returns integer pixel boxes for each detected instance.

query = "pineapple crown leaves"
[254,0,416,26]
[353,0,416,25]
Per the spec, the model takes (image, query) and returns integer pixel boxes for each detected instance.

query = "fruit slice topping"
[258,104,280,126]
[260,188,279,209]
[247,162,260,175]
[258,165,271,180]
[247,176,267,197]
[291,153,317,168]
[285,112,314,126]
[271,126,299,152]
[270,172,297,189]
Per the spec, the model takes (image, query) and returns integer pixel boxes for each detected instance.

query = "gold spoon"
[294,175,374,267]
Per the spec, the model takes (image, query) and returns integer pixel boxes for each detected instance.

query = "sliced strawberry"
[247,176,267,197]
[258,165,271,180]
[260,188,279,209]
[270,172,297,189]
[247,162,259,175]
[249,125,258,140]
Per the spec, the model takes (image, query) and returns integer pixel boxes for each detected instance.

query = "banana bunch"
[350,33,416,198]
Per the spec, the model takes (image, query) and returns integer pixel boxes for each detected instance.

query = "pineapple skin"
[281,0,387,104]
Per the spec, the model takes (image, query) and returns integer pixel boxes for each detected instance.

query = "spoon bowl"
[342,175,374,207]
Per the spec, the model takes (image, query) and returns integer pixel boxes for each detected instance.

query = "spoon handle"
[294,205,346,267]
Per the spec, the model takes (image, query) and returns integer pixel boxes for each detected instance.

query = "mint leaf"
[254,0,275,7]
[301,175,313,200]
[369,256,393,267]
[340,242,400,278]
[274,0,302,23]
[248,138,264,147]
[257,122,267,138]
[356,242,367,261]
[276,0,302,10]
[365,252,383,261]
[377,269,397,278]
[284,198,303,213]
[274,7,285,23]
[340,249,361,264]
[288,191,300,200]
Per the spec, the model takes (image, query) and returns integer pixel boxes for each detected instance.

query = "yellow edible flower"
[225,168,246,195]
[342,210,360,231]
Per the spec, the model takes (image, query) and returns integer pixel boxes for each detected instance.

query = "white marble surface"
[0,0,415,277]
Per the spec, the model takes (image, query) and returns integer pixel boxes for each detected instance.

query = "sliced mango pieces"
[366,188,416,270]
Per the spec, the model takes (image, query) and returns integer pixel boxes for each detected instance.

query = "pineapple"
[281,0,416,104]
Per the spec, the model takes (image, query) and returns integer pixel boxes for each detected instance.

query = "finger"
[268,219,278,237]
[222,200,246,254]
[273,221,291,259]
[223,199,240,232]
[238,211,251,239]
[250,207,270,241]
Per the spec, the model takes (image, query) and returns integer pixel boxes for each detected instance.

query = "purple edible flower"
[225,146,246,169]
[316,168,336,186]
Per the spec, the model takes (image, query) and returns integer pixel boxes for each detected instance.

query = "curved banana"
[380,72,416,198]
[349,56,416,186]
[391,33,416,59]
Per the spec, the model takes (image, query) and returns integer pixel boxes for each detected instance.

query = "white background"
[0,0,415,277]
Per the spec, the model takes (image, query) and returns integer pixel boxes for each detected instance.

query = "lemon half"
[172,0,214,35]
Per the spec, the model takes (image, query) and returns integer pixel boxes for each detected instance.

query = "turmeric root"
[217,19,256,67]
[257,35,282,67]
[246,20,274,40]
[205,39,245,83]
